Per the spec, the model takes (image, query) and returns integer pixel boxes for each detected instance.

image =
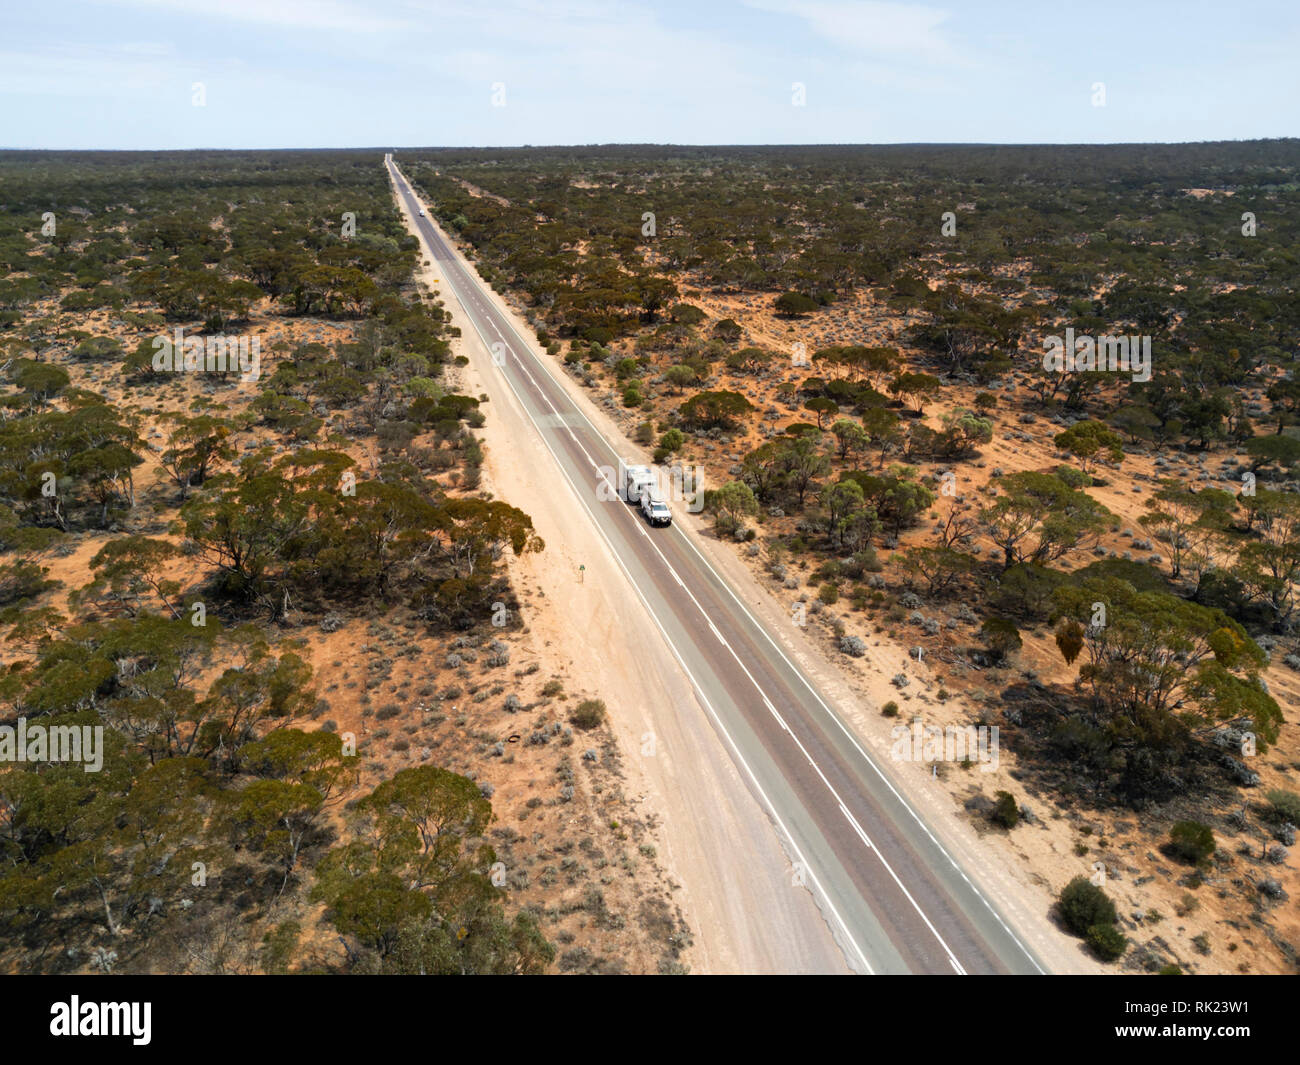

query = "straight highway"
[387,154,1048,975]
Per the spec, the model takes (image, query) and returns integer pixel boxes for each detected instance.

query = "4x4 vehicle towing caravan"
[616,459,671,527]
[639,491,672,527]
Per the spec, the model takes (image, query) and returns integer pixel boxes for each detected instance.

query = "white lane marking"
[392,163,993,974]
[841,804,873,850]
[668,529,1043,972]
[393,179,874,974]
[839,806,963,976]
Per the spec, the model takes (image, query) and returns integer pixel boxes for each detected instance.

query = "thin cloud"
[744,0,962,65]
[0,42,183,96]
[84,0,409,33]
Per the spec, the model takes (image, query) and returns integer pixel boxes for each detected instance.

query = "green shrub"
[774,291,819,316]
[1058,876,1116,937]
[1265,789,1300,825]
[1168,821,1215,865]
[713,317,743,341]
[881,701,899,717]
[991,791,1020,829]
[1055,465,1094,489]
[980,616,1022,662]
[713,511,739,537]
[71,335,124,361]
[818,583,839,605]
[1074,558,1171,593]
[569,699,606,730]
[1085,922,1127,962]
[0,559,58,605]
[659,428,685,452]
[843,548,882,575]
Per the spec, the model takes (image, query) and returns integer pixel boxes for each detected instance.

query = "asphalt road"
[387,155,1048,975]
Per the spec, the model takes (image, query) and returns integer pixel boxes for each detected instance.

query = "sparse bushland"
[0,150,581,974]
[401,141,1300,971]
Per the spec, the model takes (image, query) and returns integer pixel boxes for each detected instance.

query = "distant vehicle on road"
[417,207,426,217]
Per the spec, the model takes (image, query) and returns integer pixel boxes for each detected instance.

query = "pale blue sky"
[3,0,1296,148]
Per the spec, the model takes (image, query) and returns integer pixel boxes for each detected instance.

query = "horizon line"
[2,136,1299,154]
